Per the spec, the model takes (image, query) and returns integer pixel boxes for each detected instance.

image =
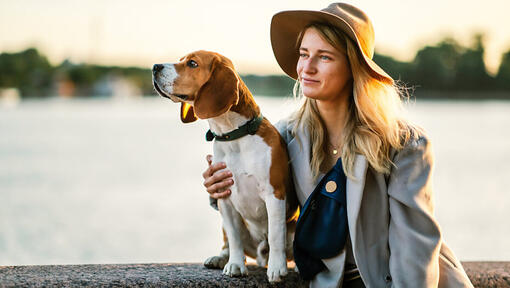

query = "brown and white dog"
[152,51,298,282]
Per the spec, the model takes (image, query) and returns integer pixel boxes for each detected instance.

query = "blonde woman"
[203,3,473,287]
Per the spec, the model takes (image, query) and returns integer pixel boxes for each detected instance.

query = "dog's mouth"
[153,81,188,101]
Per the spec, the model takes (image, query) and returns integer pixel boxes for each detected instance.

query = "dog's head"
[152,50,240,123]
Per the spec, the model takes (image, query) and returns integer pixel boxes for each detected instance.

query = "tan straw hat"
[270,2,393,84]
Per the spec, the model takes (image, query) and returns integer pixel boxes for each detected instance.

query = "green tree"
[454,34,492,90]
[496,49,510,89]
[0,48,53,96]
[410,37,461,90]
[241,74,295,97]
[373,53,415,90]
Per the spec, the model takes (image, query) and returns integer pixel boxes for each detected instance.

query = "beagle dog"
[152,51,298,282]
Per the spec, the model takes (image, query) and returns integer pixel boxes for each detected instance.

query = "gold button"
[325,181,337,193]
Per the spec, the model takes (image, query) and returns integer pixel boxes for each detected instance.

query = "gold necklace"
[327,139,340,155]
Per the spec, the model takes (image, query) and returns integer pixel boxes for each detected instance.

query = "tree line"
[1,33,509,99]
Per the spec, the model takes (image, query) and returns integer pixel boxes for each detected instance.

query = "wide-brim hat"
[270,2,393,84]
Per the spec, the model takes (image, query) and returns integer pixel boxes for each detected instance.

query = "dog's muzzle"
[152,80,188,101]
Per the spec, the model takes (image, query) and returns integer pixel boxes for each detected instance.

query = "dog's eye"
[187,60,198,68]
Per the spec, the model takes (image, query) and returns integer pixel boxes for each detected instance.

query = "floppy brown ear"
[193,60,239,119]
[180,102,198,123]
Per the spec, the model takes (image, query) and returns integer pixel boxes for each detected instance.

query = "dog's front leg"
[264,194,288,282]
[218,198,248,277]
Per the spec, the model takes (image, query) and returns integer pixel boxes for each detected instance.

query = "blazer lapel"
[287,125,318,205]
[346,154,368,252]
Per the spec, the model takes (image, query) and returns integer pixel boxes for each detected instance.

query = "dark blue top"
[293,157,348,280]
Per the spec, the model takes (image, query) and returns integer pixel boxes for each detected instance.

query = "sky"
[1,0,509,75]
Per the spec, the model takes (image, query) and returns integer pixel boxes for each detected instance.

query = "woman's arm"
[387,134,442,287]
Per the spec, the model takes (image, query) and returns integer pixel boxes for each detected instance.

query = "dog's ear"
[180,102,198,123]
[193,58,239,119]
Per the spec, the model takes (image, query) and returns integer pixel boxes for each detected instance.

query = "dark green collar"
[206,114,264,142]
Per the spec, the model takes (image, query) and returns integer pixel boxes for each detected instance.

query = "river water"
[0,96,509,265]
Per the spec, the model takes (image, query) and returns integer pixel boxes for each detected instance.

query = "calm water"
[1,96,509,265]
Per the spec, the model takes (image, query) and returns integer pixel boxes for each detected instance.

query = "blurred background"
[1,0,509,265]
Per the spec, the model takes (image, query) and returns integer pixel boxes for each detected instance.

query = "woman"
[202,3,473,287]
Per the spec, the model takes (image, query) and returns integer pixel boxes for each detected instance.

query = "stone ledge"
[0,262,508,287]
[0,263,306,288]
[463,262,510,288]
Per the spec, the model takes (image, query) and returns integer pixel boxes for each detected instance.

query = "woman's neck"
[316,85,352,144]
[316,87,351,171]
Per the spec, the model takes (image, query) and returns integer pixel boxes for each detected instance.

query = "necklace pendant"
[333,149,338,155]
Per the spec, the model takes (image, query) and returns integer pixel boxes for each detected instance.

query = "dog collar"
[206,114,264,142]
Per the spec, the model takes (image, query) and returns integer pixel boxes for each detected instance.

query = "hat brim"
[270,10,393,85]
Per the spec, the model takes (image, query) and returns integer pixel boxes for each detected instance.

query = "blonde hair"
[289,23,416,180]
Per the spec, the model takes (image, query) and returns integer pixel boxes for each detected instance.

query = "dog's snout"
[153,64,164,74]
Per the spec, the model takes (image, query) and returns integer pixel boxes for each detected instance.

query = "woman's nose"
[302,58,317,74]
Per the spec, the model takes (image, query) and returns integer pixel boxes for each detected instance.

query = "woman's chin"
[302,89,321,100]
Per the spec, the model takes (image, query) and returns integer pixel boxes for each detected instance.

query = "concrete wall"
[0,262,508,287]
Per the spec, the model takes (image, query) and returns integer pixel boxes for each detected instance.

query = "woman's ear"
[193,59,239,119]
[180,102,197,123]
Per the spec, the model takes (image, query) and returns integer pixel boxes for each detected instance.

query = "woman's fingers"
[206,178,234,194]
[202,161,226,179]
[210,189,232,199]
[203,170,233,188]
[202,154,232,199]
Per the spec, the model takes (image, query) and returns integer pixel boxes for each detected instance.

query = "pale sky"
[1,0,509,75]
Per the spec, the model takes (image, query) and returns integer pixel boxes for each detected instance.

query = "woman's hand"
[202,154,233,199]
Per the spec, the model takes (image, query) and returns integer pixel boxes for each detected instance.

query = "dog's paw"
[223,261,248,277]
[267,261,288,282]
[256,255,268,267]
[204,255,228,269]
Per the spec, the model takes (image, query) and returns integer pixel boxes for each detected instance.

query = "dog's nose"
[153,64,164,74]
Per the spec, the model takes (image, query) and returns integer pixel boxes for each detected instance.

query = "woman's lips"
[301,78,320,85]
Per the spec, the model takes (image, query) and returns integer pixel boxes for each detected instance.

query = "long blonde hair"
[289,23,416,180]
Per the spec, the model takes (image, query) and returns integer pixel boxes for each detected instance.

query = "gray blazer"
[275,118,473,288]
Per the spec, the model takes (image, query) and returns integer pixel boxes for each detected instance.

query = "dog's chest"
[216,135,271,176]
[214,136,273,220]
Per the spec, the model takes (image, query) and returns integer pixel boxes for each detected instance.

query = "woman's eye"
[299,53,308,58]
[187,60,198,68]
[321,55,331,60]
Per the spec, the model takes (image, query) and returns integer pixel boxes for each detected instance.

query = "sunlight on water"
[0,96,509,265]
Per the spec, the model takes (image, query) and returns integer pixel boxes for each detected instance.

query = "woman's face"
[296,27,352,101]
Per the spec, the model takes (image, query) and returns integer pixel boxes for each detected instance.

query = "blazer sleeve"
[387,134,442,287]
[274,118,292,144]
